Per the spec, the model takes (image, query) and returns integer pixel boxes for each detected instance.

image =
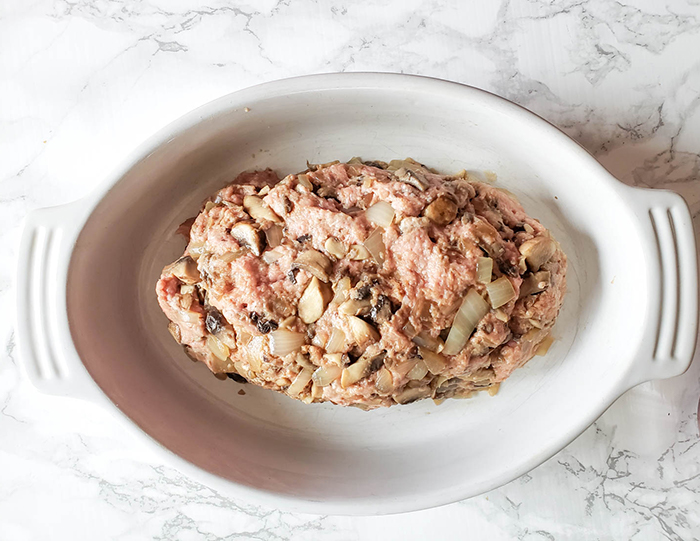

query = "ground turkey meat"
[156,158,567,409]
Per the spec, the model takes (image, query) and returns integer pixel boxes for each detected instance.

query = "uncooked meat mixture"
[156,158,567,409]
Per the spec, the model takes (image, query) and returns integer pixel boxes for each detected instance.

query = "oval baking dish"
[16,74,698,515]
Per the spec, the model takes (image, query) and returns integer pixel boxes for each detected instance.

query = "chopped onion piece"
[535,334,554,356]
[347,316,380,344]
[364,228,386,266]
[261,249,283,264]
[486,277,516,308]
[393,358,419,378]
[442,289,490,356]
[246,336,265,372]
[365,201,395,228]
[487,383,500,396]
[287,368,313,396]
[375,368,394,394]
[310,383,323,400]
[325,327,346,354]
[331,276,351,306]
[269,329,306,356]
[206,335,230,361]
[406,360,428,381]
[312,364,342,387]
[419,347,447,374]
[476,257,493,284]
[412,331,442,352]
[188,241,206,258]
[265,225,283,248]
[402,320,417,338]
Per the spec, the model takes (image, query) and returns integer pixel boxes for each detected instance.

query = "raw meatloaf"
[157,158,567,409]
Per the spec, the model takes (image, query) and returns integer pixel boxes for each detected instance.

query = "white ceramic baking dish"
[16,74,698,515]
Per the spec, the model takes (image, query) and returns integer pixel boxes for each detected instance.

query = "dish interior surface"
[66,80,648,508]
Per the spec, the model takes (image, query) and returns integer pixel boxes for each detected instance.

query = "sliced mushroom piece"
[165,256,201,284]
[231,223,265,256]
[423,196,458,225]
[519,270,551,298]
[394,385,431,404]
[370,295,393,325]
[363,160,388,169]
[295,352,316,371]
[294,249,332,282]
[205,307,227,334]
[338,297,372,316]
[393,167,429,191]
[340,357,371,388]
[324,237,348,259]
[347,316,380,346]
[298,276,332,324]
[363,228,386,266]
[296,174,313,190]
[264,225,284,248]
[249,311,278,334]
[347,244,370,260]
[243,195,282,223]
[167,322,182,343]
[472,220,505,259]
[518,236,557,271]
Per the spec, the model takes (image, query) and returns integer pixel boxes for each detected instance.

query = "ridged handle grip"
[16,201,102,402]
[622,186,698,386]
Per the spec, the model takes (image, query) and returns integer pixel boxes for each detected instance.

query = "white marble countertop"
[2,0,700,539]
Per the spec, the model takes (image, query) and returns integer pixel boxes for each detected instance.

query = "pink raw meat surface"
[156,158,567,409]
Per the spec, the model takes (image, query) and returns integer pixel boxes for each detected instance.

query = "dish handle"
[622,185,699,387]
[16,200,104,403]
